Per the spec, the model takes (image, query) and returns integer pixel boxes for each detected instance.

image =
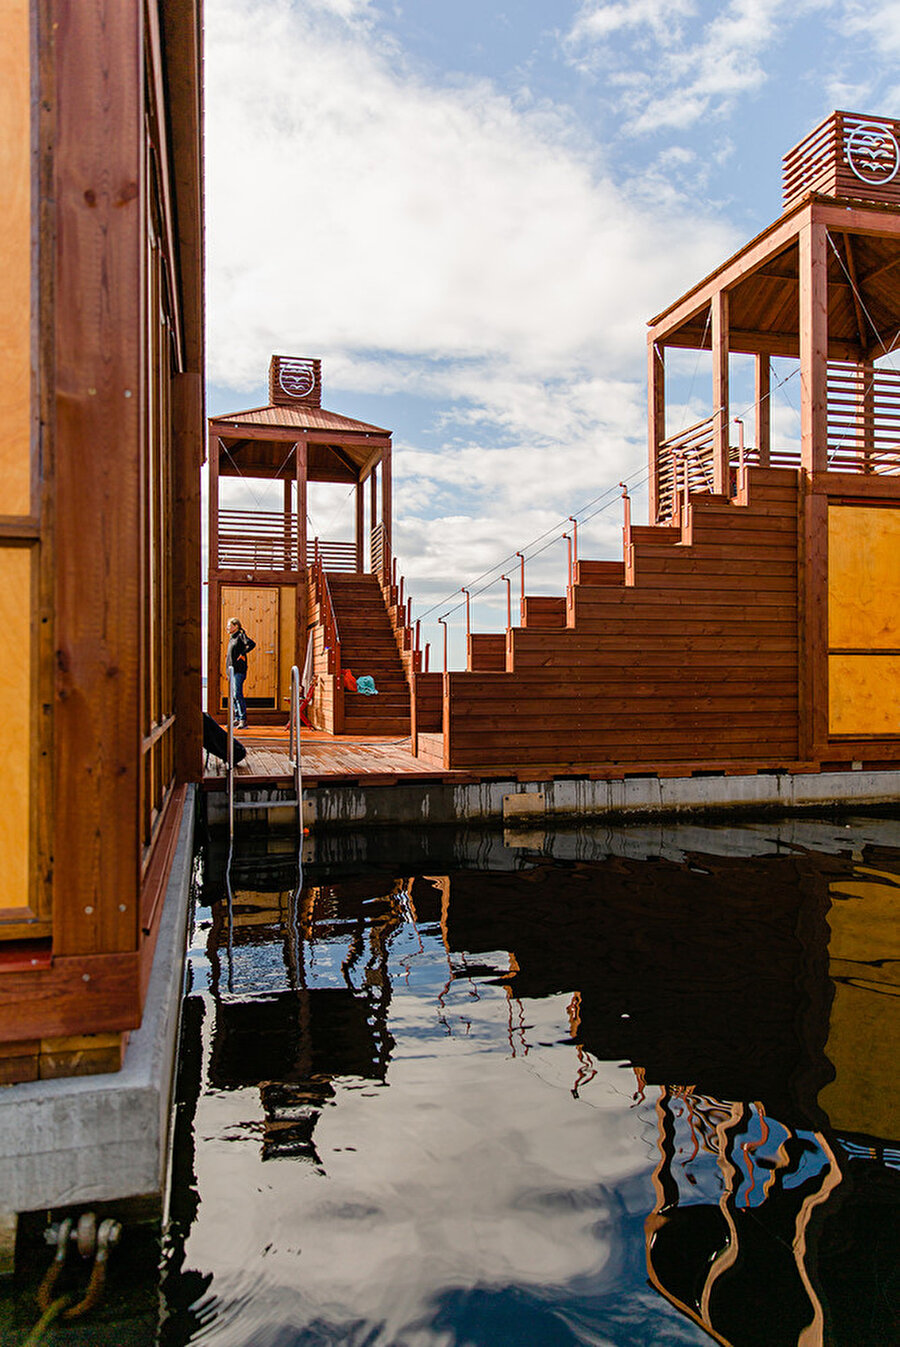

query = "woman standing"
[226,617,256,729]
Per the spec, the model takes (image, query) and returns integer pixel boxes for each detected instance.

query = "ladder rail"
[288,664,304,835]
[227,669,236,841]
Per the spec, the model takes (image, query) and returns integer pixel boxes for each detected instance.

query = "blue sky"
[206,0,900,663]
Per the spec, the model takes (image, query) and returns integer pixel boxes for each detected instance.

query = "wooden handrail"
[371,520,424,676]
[311,542,342,676]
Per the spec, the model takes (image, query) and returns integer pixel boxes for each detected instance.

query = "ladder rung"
[233,798,299,811]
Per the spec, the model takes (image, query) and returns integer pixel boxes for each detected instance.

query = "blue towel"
[356,675,378,696]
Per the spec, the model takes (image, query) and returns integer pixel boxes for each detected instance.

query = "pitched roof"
[211,403,391,437]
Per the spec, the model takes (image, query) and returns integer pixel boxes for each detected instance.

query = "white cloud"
[207,4,728,379]
[841,0,900,55]
[206,0,735,607]
[565,0,833,133]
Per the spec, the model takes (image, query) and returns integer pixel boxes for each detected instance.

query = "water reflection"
[160,821,900,1346]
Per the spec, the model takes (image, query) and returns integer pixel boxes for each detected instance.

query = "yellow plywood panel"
[0,548,31,909]
[0,0,33,516]
[828,654,900,735]
[828,506,900,649]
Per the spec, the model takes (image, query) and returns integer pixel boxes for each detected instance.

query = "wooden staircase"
[415,469,803,772]
[328,573,411,735]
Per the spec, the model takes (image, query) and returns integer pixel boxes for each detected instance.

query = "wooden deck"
[203,726,455,788]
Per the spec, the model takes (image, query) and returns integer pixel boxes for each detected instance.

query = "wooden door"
[220,586,279,707]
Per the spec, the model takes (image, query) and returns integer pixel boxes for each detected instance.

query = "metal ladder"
[227,665,304,841]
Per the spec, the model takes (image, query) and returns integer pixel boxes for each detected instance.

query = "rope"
[219,438,298,511]
[22,1296,71,1346]
[826,230,898,366]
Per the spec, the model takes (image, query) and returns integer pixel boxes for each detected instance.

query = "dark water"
[159,818,898,1345]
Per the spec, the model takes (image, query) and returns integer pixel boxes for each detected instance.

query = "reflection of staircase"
[328,573,411,735]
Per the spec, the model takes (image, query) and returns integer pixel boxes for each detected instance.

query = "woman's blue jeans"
[230,668,247,723]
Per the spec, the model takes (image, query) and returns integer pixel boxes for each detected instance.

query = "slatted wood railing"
[825,362,900,472]
[216,510,358,571]
[656,363,900,518]
[783,111,900,211]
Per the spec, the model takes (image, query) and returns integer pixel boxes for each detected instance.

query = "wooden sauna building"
[0,1,204,1084]
[406,111,900,778]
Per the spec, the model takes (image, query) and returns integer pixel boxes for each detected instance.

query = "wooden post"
[799,220,828,475]
[859,361,875,471]
[283,477,292,569]
[368,466,378,575]
[754,353,771,468]
[711,290,730,495]
[172,373,203,784]
[381,438,392,555]
[355,475,364,572]
[295,437,307,571]
[207,431,220,713]
[647,339,665,522]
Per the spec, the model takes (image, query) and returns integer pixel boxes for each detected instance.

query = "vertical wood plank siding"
[445,470,802,770]
[53,1,142,956]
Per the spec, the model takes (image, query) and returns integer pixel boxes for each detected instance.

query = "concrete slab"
[0,787,195,1224]
[208,768,900,830]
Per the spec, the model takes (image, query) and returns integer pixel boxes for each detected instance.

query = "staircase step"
[522,596,567,628]
[576,560,625,586]
[629,526,682,548]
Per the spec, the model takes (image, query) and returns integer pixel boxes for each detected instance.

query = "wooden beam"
[649,206,808,341]
[207,431,220,712]
[53,0,142,958]
[160,0,204,374]
[799,221,828,474]
[210,420,391,449]
[355,480,364,571]
[145,0,183,370]
[295,438,308,571]
[712,290,730,495]
[798,483,828,759]
[173,373,203,784]
[647,340,665,522]
[381,438,393,553]
[841,233,869,350]
[663,328,864,361]
[326,442,361,477]
[755,355,770,468]
[814,200,900,242]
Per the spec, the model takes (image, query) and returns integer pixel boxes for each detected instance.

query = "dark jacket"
[226,629,256,673]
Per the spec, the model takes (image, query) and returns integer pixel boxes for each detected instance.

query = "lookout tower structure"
[411,111,900,773]
[208,360,416,733]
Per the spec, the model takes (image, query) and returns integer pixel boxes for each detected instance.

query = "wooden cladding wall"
[444,470,802,771]
[0,0,204,1068]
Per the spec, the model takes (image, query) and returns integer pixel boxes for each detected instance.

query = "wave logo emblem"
[279,359,316,399]
[846,122,900,186]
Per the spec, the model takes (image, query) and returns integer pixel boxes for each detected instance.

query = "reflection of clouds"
[184,980,655,1344]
